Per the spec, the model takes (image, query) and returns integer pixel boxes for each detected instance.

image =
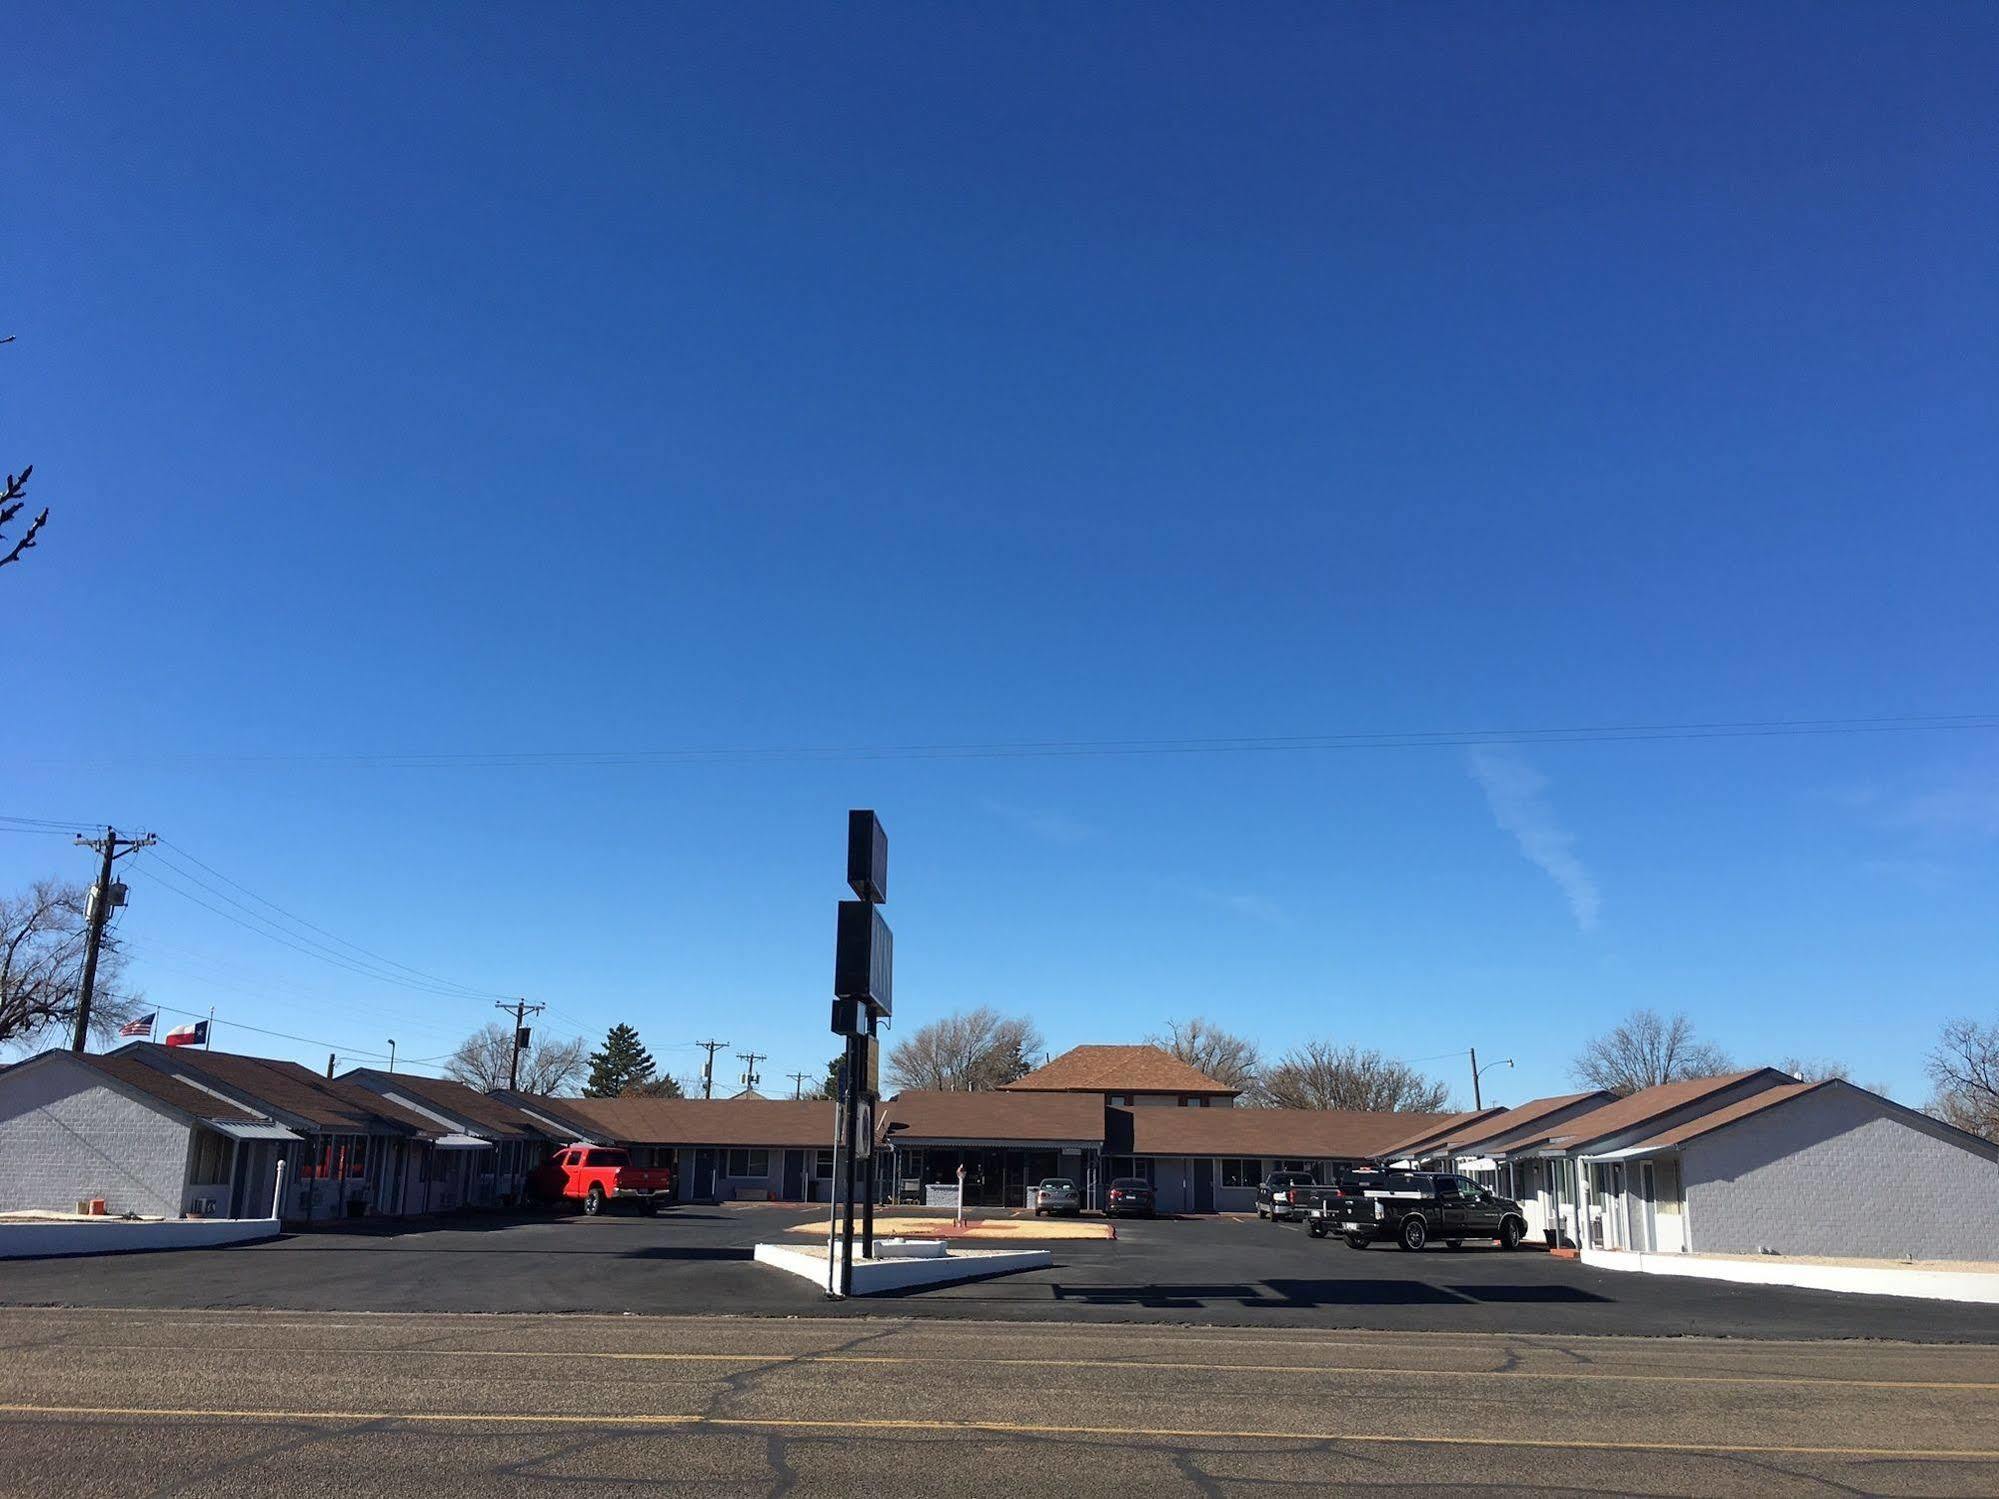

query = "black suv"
[1321,1171,1527,1251]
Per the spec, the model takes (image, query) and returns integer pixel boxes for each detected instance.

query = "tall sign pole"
[829,810,891,1299]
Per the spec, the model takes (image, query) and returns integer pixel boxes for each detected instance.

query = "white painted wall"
[1682,1086,1999,1261]
[0,1057,192,1217]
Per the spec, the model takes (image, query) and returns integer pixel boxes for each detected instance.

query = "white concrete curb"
[754,1240,1052,1294]
[1582,1246,1999,1304]
[0,1217,282,1259]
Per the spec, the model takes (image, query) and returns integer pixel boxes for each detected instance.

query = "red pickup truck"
[528,1145,673,1216]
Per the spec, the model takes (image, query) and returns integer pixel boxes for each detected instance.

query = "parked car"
[1256,1169,1319,1221]
[527,1145,673,1216]
[1033,1177,1082,1216]
[1323,1171,1527,1251]
[1105,1177,1155,1218]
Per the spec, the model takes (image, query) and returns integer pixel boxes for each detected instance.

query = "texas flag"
[163,1020,208,1049]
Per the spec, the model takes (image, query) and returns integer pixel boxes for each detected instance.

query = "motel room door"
[781,1150,805,1202]
[1192,1158,1215,1213]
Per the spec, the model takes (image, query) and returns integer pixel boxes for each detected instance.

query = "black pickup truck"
[1311,1170,1528,1251]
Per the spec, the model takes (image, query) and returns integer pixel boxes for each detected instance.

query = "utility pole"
[495,999,547,1092]
[787,1070,811,1100]
[736,1052,766,1095]
[695,1039,730,1100]
[69,827,157,1052]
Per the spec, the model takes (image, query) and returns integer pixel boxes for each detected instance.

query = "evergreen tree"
[584,1023,657,1097]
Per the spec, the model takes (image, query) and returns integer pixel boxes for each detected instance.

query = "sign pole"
[825,1053,845,1297]
[838,1033,861,1296]
[829,809,892,1300]
[861,1015,877,1258]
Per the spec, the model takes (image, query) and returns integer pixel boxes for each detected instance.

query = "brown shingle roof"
[1525,1070,1792,1154]
[1432,1092,1618,1154]
[1002,1045,1236,1096]
[341,1070,546,1139]
[881,1091,1106,1145]
[1108,1105,1456,1160]
[117,1044,430,1135]
[74,1052,269,1126]
[1617,1082,1824,1152]
[557,1096,835,1149]
[1374,1109,1507,1160]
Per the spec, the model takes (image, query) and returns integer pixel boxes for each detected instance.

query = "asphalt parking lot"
[6,1204,1998,1341]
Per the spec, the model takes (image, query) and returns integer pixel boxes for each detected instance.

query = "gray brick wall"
[0,1056,192,1217]
[1683,1084,1999,1261]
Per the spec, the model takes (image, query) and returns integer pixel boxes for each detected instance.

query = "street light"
[1471,1052,1514,1109]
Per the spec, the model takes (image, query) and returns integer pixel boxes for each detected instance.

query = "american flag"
[120,1012,157,1038]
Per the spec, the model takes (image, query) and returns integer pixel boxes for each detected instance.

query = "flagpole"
[205,1007,214,1049]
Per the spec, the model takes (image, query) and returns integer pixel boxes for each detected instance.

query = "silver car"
[1033,1177,1081,1216]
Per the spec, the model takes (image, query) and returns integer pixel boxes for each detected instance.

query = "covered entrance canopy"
[877,1092,1105,1209]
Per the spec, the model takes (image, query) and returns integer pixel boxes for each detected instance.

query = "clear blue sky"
[5,5,1995,1106]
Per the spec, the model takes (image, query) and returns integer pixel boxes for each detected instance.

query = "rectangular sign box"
[834,901,893,1018]
[847,809,887,904]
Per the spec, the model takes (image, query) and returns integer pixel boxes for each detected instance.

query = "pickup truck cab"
[1256,1170,1319,1221]
[528,1145,673,1216]
[1321,1170,1526,1251]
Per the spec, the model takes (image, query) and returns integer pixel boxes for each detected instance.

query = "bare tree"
[886,1007,1043,1093]
[1572,1009,1732,1097]
[1258,1041,1451,1112]
[1,879,141,1050]
[1146,1017,1261,1094]
[1926,1018,1999,1143]
[0,464,44,573]
[446,1021,588,1095]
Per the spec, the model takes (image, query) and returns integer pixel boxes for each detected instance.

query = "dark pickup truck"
[1313,1170,1528,1252]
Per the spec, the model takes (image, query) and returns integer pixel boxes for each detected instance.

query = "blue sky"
[4,5,1995,1106]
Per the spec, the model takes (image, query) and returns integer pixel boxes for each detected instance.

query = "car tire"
[1499,1217,1524,1251]
[1399,1215,1427,1252]
[1344,1232,1370,1250]
[1256,1205,1266,1219]
[640,1198,658,1217]
[584,1186,605,1217]
[1307,1220,1325,1238]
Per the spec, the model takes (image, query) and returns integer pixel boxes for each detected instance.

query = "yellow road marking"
[33,1342,1999,1393]
[0,1403,1995,1460]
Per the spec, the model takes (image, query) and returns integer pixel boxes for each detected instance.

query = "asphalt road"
[3,1305,1997,1497]
[5,1205,1999,1341]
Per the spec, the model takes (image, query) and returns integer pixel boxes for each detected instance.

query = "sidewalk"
[1583,1245,1999,1303]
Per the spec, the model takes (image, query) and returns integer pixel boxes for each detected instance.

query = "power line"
[155,839,510,999]
[9,713,1998,771]
[125,857,509,1003]
[143,1002,394,1063]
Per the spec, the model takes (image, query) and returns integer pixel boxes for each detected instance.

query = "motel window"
[1218,1159,1258,1189]
[815,1149,834,1177]
[349,1140,368,1178]
[1276,1159,1311,1174]
[726,1148,769,1178]
[189,1128,231,1185]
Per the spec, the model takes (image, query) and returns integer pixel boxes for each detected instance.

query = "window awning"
[1579,1143,1678,1162]
[211,1121,302,1141]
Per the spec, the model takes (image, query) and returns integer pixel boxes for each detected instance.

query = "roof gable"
[1539,1070,1792,1151]
[1002,1045,1236,1096]
[1439,1092,1619,1153]
[1375,1108,1506,1159]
